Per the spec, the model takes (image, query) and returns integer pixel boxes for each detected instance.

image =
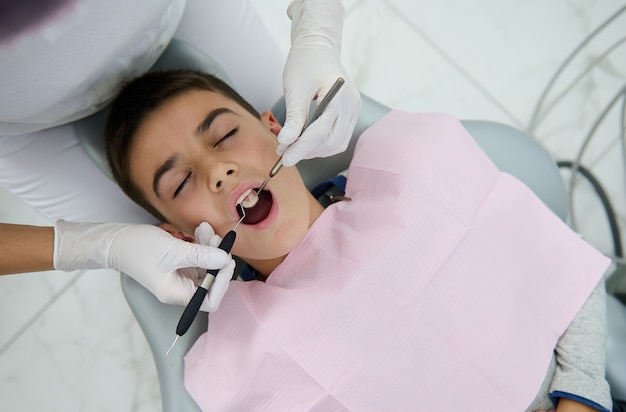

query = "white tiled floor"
[1,1,625,410]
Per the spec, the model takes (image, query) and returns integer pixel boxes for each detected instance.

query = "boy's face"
[129,89,323,267]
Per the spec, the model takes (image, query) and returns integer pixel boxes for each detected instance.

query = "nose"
[208,161,237,192]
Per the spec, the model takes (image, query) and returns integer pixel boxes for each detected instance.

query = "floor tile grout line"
[0,271,85,356]
[381,0,525,129]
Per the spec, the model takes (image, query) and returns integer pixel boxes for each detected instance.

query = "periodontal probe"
[255,77,345,194]
[166,206,246,365]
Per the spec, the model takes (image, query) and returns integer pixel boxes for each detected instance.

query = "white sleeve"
[0,128,155,224]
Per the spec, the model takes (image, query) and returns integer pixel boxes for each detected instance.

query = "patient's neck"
[247,256,286,281]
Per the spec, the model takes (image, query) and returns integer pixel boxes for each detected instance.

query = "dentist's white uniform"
[0,0,285,224]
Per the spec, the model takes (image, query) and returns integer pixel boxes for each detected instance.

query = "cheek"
[246,133,279,163]
[256,193,313,257]
[276,216,310,251]
[233,221,308,261]
[166,198,227,238]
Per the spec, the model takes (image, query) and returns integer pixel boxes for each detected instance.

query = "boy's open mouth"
[237,189,273,225]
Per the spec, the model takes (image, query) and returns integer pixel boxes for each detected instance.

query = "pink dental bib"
[184,111,609,411]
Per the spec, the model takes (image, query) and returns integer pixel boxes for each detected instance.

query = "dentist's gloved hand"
[53,219,235,311]
[193,222,236,312]
[277,0,362,167]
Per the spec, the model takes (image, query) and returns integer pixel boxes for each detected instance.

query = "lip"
[228,181,278,230]
[229,181,260,219]
[245,191,278,230]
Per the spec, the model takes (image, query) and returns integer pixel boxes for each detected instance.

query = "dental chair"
[75,39,626,410]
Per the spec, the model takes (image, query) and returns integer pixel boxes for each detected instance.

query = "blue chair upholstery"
[74,38,626,410]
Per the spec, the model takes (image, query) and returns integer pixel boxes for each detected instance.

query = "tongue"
[239,190,272,225]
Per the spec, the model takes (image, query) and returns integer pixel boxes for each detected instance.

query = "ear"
[159,223,196,243]
[260,111,282,137]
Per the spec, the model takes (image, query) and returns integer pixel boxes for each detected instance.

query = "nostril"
[215,170,233,189]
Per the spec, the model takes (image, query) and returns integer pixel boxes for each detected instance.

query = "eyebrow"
[194,107,235,136]
[152,107,235,198]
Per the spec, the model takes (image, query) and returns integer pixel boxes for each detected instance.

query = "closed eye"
[213,127,238,147]
[173,171,192,199]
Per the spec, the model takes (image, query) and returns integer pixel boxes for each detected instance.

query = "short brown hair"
[105,70,261,222]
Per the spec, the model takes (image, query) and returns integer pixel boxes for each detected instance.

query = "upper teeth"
[237,188,259,209]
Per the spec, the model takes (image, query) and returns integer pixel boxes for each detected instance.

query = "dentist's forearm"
[0,223,54,275]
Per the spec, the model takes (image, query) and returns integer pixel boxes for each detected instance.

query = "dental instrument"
[255,77,345,195]
[166,206,246,365]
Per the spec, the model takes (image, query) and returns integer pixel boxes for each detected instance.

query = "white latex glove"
[53,219,235,311]
[193,222,236,312]
[277,0,362,167]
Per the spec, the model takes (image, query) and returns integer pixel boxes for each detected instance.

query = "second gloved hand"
[277,0,362,167]
[53,220,235,311]
[192,222,236,312]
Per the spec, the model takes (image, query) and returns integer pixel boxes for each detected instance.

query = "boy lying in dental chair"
[105,70,617,412]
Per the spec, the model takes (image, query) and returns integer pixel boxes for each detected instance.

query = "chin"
[247,220,308,261]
